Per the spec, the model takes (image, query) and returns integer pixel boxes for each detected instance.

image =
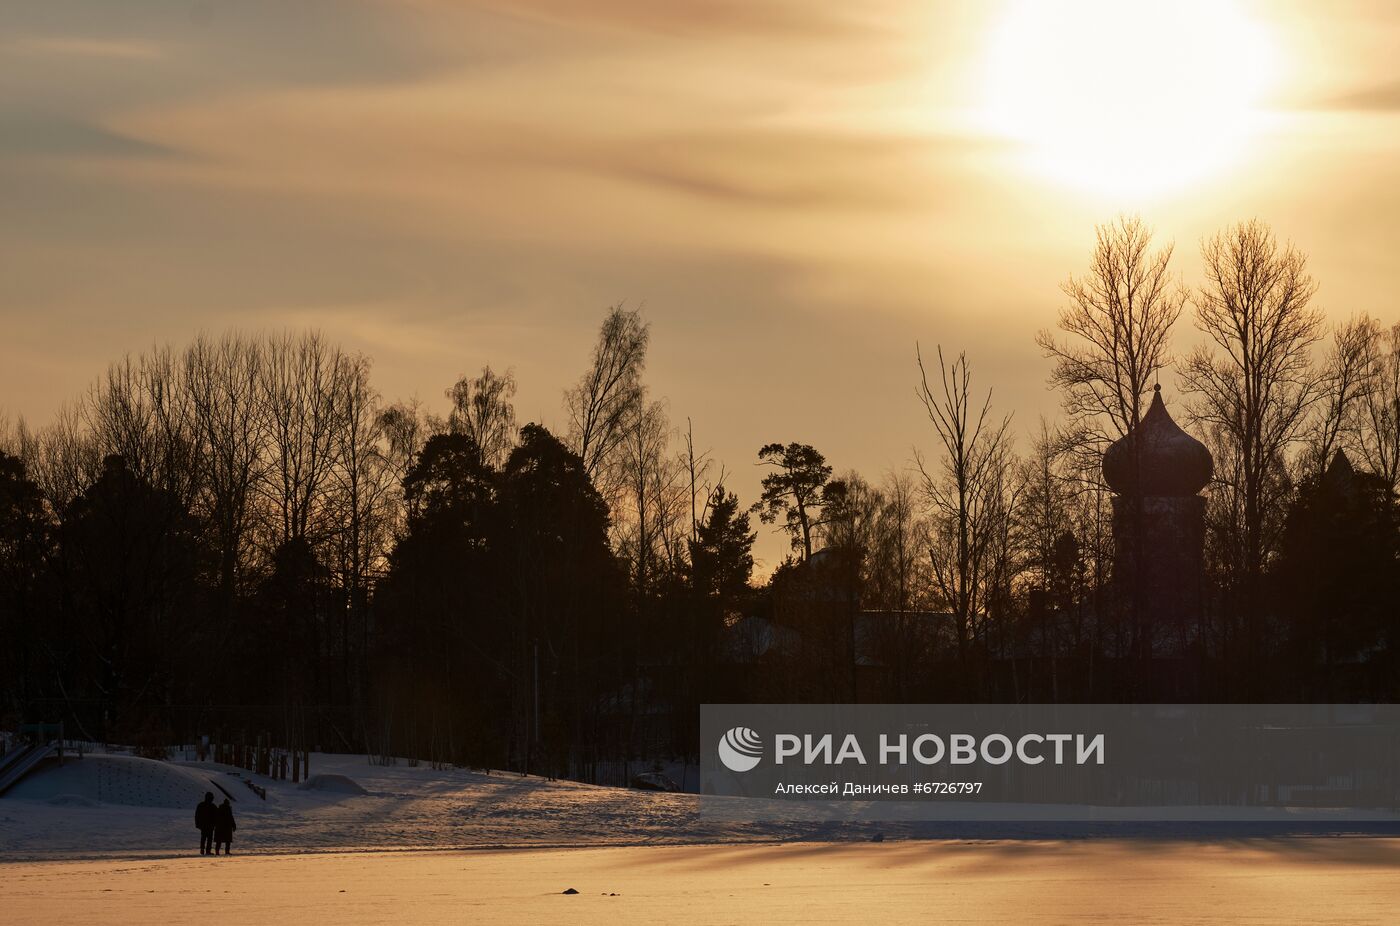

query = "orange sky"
[2,0,1399,569]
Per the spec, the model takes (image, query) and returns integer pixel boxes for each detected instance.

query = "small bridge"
[0,723,70,797]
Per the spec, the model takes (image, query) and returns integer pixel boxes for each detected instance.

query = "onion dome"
[1102,386,1213,497]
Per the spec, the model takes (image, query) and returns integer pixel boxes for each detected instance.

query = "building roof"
[1102,386,1213,497]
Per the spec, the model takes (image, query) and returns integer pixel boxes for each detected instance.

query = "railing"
[0,741,59,797]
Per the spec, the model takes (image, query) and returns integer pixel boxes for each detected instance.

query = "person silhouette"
[214,798,237,855]
[195,792,217,856]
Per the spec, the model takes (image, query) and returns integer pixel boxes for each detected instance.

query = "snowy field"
[5,840,1400,925]
[5,751,1394,859]
[4,752,1400,923]
[0,751,834,858]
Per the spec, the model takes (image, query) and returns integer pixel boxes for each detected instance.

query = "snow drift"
[6,755,231,809]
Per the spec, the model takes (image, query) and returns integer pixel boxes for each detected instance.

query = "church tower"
[1102,385,1213,659]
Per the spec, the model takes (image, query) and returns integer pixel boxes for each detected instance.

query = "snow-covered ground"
[5,751,1400,923]
[3,750,1398,860]
[0,751,843,859]
[5,840,1400,925]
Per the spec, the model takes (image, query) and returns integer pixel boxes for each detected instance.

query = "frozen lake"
[5,839,1400,925]
[4,751,1399,923]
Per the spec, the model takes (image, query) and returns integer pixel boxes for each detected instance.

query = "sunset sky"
[3,0,1399,568]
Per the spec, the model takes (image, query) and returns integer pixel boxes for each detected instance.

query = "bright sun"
[980,0,1281,198]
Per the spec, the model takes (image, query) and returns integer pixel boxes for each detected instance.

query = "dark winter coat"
[195,797,217,831]
[215,802,236,842]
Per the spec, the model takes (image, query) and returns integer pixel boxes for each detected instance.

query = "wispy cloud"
[5,35,164,60]
[1318,81,1400,112]
[0,112,177,160]
[476,0,894,38]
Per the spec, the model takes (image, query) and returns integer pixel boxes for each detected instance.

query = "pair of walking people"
[195,792,237,856]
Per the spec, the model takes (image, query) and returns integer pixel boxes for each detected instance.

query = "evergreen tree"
[0,453,52,718]
[499,424,624,776]
[752,442,834,561]
[689,487,755,606]
[58,454,204,740]
[374,433,503,765]
[1276,452,1400,699]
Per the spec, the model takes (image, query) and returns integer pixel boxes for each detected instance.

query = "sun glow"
[979,0,1281,198]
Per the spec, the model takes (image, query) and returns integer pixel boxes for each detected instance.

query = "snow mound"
[8,755,229,809]
[298,774,367,795]
[47,794,99,807]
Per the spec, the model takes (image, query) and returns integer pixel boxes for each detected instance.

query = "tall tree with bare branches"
[915,346,1016,662]
[446,365,518,470]
[1358,321,1400,491]
[82,346,201,512]
[186,333,268,601]
[616,398,688,596]
[565,305,649,496]
[1180,220,1324,665]
[260,331,345,550]
[328,352,395,703]
[1037,215,1187,454]
[1306,315,1378,477]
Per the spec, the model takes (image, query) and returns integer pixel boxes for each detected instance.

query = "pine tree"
[689,487,755,605]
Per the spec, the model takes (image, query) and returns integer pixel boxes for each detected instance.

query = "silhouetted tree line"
[0,320,754,775]
[3,217,1400,776]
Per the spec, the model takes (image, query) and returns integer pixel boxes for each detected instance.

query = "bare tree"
[0,411,31,497]
[865,471,926,615]
[28,402,102,515]
[915,346,1016,661]
[1018,420,1074,598]
[980,456,1022,661]
[863,471,929,699]
[259,331,345,549]
[82,356,158,482]
[565,305,649,495]
[83,346,201,512]
[446,365,518,470]
[1358,321,1400,491]
[0,411,23,458]
[186,332,269,599]
[143,345,202,512]
[327,353,396,703]
[1180,220,1324,660]
[1063,442,1113,657]
[1037,215,1186,454]
[818,470,883,699]
[819,470,883,577]
[683,417,720,546]
[1015,418,1102,687]
[378,398,427,480]
[1306,315,1378,477]
[615,398,688,596]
